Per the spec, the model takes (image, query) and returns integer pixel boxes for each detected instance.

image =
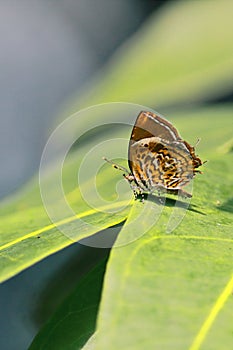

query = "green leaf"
[72,0,233,110]
[0,130,132,283]
[29,105,233,350]
[1,0,232,284]
[85,107,233,349]
[29,259,107,350]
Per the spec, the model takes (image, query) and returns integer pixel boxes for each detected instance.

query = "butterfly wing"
[128,111,182,174]
[128,111,203,193]
[130,137,194,191]
[129,111,181,143]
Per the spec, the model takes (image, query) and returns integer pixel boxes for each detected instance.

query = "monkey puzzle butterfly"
[104,111,204,198]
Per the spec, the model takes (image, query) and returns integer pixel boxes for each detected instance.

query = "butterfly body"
[104,111,204,199]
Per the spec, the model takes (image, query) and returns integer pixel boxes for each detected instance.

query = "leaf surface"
[0,130,132,283]
[29,259,107,350]
[30,106,233,350]
[88,107,233,350]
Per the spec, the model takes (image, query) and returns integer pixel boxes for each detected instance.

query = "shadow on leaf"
[217,197,233,213]
[137,193,206,216]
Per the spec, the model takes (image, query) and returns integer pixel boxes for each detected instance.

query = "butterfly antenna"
[193,138,208,165]
[194,138,201,148]
[102,157,130,174]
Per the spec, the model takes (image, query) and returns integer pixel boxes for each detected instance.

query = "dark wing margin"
[130,111,182,142]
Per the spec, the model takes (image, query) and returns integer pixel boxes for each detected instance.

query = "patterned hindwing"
[129,137,195,192]
[128,111,182,174]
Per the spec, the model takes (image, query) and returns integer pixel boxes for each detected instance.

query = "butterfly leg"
[130,183,139,200]
[167,188,192,198]
[123,174,145,202]
[156,186,167,205]
[137,187,145,203]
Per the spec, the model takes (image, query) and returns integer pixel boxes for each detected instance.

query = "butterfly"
[103,111,204,199]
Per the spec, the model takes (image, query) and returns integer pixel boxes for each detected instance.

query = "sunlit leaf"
[30,106,233,349]
[89,107,233,349]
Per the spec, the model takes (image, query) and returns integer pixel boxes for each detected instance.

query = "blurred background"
[0,1,232,349]
[0,1,166,349]
[1,0,232,200]
[0,0,165,200]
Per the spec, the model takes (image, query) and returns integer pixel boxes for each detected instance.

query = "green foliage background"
[1,1,232,349]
